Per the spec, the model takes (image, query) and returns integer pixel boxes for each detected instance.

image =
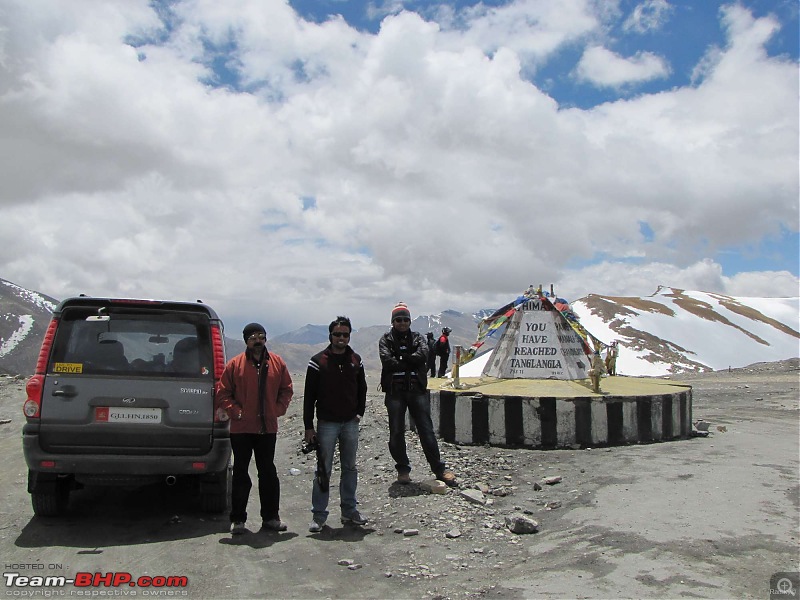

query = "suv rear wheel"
[30,473,70,517]
[199,463,231,513]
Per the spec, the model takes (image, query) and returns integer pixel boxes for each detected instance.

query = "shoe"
[308,520,325,533]
[262,518,288,532]
[436,470,457,487]
[341,511,368,526]
[396,472,411,485]
[230,522,246,535]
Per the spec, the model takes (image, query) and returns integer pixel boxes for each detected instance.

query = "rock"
[287,468,302,476]
[347,564,363,570]
[459,488,487,505]
[544,501,561,510]
[445,529,462,539]
[542,476,562,485]
[419,479,447,494]
[338,559,354,566]
[694,420,710,432]
[403,529,419,536]
[504,515,540,534]
[533,482,542,491]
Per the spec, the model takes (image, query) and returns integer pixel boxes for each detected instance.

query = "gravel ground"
[0,359,797,599]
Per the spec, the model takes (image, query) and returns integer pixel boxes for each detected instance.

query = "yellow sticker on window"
[53,363,83,374]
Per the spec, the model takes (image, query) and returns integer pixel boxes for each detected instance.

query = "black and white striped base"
[429,389,692,448]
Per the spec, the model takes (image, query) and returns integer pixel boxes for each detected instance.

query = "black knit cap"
[242,322,266,341]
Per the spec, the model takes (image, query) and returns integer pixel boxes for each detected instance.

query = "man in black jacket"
[303,316,368,532]
[379,303,456,487]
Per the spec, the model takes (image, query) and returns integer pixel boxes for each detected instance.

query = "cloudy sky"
[1,0,797,336]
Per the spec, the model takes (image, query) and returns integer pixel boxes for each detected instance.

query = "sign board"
[482,298,590,379]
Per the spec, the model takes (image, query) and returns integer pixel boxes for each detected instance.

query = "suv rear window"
[48,306,213,378]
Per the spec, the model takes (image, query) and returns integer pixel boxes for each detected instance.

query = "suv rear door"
[39,302,216,456]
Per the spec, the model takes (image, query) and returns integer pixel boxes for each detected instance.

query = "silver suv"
[22,297,231,516]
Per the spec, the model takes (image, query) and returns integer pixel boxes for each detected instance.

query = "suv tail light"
[210,324,225,382]
[210,323,227,424]
[24,317,59,419]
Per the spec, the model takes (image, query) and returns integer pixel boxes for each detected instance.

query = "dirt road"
[1,360,798,599]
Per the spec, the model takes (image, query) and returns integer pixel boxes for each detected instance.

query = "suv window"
[49,307,213,378]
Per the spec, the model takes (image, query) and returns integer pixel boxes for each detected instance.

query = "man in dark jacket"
[426,332,437,378]
[379,303,456,486]
[216,323,293,535]
[303,316,368,532]
[436,327,451,378]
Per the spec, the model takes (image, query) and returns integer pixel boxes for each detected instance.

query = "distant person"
[435,327,452,378]
[216,323,293,535]
[379,302,456,487]
[303,316,368,532]
[605,341,618,376]
[426,332,437,378]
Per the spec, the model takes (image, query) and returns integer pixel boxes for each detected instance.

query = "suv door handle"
[52,386,77,398]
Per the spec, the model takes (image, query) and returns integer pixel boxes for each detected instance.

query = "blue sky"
[0,0,797,334]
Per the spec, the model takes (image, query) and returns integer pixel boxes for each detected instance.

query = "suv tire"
[199,463,231,514]
[30,477,70,517]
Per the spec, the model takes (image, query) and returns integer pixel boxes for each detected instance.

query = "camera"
[301,438,319,454]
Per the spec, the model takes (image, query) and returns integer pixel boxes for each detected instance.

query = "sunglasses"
[331,332,350,338]
[247,333,266,340]
[393,317,411,323]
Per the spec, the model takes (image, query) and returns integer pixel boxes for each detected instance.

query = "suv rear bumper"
[23,428,231,476]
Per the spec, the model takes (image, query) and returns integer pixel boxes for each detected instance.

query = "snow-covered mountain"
[1,278,797,377]
[572,287,799,376]
[0,279,58,376]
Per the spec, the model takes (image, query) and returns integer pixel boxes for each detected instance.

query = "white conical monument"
[482,294,591,379]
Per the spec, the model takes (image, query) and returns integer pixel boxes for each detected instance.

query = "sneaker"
[262,518,288,532]
[396,472,411,485]
[230,522,246,535]
[436,470,457,487]
[308,519,325,533]
[341,511,368,526]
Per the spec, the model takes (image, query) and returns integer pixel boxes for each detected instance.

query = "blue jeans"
[311,418,360,522]
[385,391,446,476]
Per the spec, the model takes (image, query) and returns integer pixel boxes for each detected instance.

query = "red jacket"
[215,349,293,434]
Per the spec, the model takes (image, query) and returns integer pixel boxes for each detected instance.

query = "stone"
[504,515,540,534]
[445,529,462,539]
[419,479,447,494]
[459,489,487,505]
[403,529,420,536]
[542,476,562,485]
[338,559,355,566]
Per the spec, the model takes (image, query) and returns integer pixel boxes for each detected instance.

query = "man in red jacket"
[216,323,293,534]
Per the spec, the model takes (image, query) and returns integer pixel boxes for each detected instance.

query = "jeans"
[385,391,446,476]
[230,433,279,523]
[312,418,360,522]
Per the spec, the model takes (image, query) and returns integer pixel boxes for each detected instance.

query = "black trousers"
[230,433,279,524]
[437,353,450,378]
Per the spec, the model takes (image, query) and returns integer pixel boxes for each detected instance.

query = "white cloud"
[575,45,670,87]
[0,0,796,334]
[623,0,673,34]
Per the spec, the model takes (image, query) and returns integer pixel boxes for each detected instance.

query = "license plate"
[95,407,162,424]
